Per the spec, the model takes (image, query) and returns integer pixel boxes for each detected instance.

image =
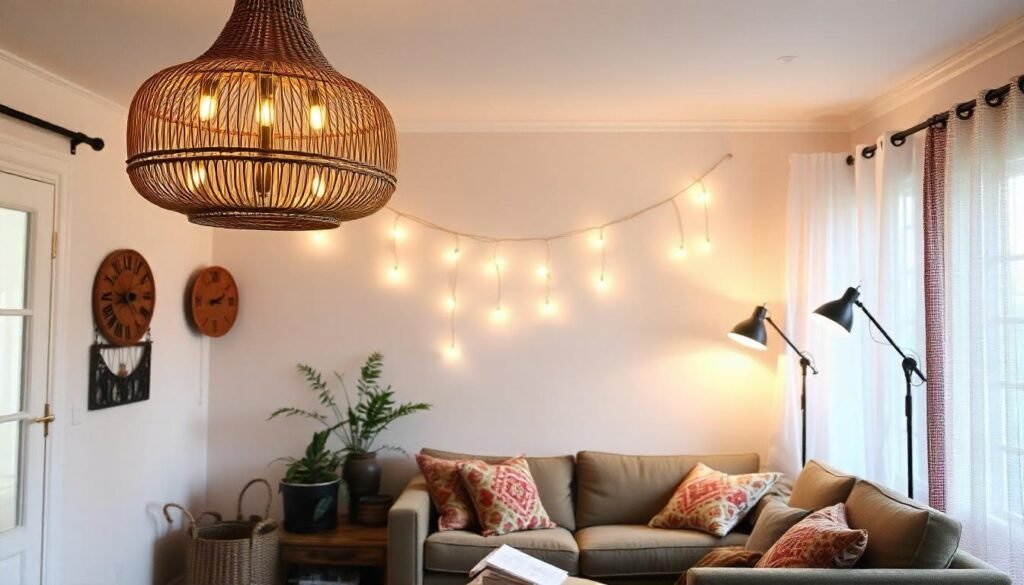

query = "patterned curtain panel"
[923,125,947,512]
[942,77,1024,582]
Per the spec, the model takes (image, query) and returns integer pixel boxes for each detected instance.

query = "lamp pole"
[852,301,926,498]
[764,316,818,466]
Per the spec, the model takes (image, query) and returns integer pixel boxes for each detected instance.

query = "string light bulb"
[445,296,457,311]
[392,225,407,241]
[673,244,687,260]
[540,298,557,316]
[492,305,508,323]
[536,265,549,279]
[443,343,461,361]
[388,264,402,282]
[694,182,710,205]
[591,228,606,249]
[596,274,608,292]
[445,246,460,263]
[702,239,712,253]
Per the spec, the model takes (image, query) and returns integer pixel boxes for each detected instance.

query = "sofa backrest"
[419,448,577,530]
[574,451,761,528]
[845,478,962,569]
[788,459,857,510]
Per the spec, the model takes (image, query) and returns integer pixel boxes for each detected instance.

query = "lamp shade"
[812,287,861,333]
[126,0,396,230]
[728,306,768,350]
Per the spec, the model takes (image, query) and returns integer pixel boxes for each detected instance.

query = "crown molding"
[396,119,849,134]
[0,47,126,113]
[848,15,1024,131]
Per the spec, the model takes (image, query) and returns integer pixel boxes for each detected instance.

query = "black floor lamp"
[729,305,818,467]
[813,286,926,498]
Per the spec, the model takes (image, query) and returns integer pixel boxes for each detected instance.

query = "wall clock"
[189,266,239,337]
[92,249,156,345]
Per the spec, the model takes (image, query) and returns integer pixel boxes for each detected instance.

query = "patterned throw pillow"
[675,547,763,585]
[416,453,479,531]
[756,503,868,568]
[457,456,556,536]
[648,462,780,536]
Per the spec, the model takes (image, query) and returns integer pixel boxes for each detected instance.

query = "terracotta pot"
[342,452,381,515]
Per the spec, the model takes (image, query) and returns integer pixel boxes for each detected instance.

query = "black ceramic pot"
[280,478,340,533]
[342,452,381,514]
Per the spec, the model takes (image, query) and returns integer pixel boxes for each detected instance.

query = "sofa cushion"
[424,527,579,575]
[648,463,780,536]
[417,453,482,531]
[458,457,556,537]
[845,479,961,568]
[756,503,868,569]
[744,500,810,553]
[576,525,748,577]
[421,448,576,530]
[787,460,857,510]
[575,451,760,529]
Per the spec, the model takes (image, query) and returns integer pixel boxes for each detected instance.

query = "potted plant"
[271,352,430,522]
[276,429,343,533]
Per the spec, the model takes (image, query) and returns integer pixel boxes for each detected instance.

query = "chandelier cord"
[387,153,732,245]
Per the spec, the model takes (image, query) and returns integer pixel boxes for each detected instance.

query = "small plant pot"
[342,452,382,515]
[280,479,340,533]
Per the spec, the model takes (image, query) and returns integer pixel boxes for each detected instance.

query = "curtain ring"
[984,89,1004,107]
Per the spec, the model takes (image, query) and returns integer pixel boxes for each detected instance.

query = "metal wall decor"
[88,338,152,410]
[126,0,397,230]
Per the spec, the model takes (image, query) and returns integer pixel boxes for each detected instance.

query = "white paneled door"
[0,170,55,585]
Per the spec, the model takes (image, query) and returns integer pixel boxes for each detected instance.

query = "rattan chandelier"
[126,0,397,230]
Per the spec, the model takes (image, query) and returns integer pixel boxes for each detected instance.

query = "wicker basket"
[164,479,279,585]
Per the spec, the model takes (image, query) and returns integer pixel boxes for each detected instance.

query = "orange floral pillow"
[756,503,868,568]
[457,456,556,536]
[649,462,780,536]
[416,453,479,531]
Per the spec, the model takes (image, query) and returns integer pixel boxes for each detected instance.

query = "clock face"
[92,249,156,346]
[190,266,239,337]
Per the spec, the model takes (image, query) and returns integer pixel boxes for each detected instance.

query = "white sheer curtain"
[778,137,928,498]
[943,83,1024,582]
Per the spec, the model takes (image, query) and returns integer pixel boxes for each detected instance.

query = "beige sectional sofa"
[388,450,1009,585]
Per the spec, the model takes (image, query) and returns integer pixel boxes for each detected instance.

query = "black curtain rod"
[0,104,105,155]
[845,75,1024,166]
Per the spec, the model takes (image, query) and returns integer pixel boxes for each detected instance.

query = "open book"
[469,545,568,585]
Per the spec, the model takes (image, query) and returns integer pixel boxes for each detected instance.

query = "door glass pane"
[0,317,24,416]
[0,421,20,533]
[0,208,29,310]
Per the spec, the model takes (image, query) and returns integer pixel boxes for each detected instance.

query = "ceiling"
[1,0,1022,129]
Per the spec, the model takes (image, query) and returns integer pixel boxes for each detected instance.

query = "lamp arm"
[854,301,927,382]
[765,316,819,375]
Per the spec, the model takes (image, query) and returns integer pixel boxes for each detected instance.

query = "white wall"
[0,52,212,585]
[205,130,848,516]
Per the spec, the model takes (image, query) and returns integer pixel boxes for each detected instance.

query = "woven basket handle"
[196,511,223,525]
[249,518,279,585]
[237,478,272,521]
[163,503,198,539]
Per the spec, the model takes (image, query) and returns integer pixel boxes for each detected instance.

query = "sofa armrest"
[388,474,432,585]
[685,565,1010,585]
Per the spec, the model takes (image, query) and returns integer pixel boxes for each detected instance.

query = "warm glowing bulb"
[536,265,550,279]
[309,104,325,131]
[445,248,460,263]
[311,173,327,198]
[445,296,457,311]
[258,98,274,126]
[388,265,402,281]
[186,166,206,192]
[702,239,712,253]
[596,275,608,291]
[591,232,606,249]
[443,344,462,360]
[486,257,507,274]
[695,188,710,205]
[198,94,217,121]
[672,245,687,260]
[392,226,407,241]
[540,299,557,315]
[492,305,508,323]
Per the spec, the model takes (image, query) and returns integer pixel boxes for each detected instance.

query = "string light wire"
[670,198,686,256]
[449,234,460,352]
[386,153,732,244]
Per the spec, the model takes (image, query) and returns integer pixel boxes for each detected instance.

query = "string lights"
[377,152,732,360]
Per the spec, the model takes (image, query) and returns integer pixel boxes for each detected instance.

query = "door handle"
[32,403,55,437]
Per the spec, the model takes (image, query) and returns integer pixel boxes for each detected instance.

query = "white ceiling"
[1,0,1022,129]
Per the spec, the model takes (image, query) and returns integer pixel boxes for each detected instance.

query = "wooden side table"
[279,517,388,585]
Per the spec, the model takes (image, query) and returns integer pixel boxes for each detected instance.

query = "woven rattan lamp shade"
[126,0,396,230]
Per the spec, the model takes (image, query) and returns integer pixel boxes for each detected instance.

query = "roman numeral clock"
[89,249,155,410]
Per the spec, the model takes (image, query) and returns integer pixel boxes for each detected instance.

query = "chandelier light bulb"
[311,173,327,198]
[258,98,275,127]
[198,94,217,122]
[187,166,207,192]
